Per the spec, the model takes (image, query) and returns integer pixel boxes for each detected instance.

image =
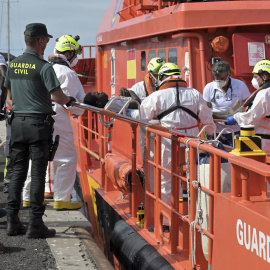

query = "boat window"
[141,51,146,71]
[149,50,156,62]
[168,48,177,64]
[158,49,166,62]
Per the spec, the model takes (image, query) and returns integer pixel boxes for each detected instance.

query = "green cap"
[24,23,53,38]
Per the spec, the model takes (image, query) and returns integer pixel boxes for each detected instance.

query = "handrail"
[197,124,216,139]
[81,45,95,59]
[118,99,141,117]
[216,127,235,148]
[74,101,270,175]
[76,101,270,270]
[99,97,126,126]
[75,101,270,179]
[73,102,207,138]
[95,98,142,127]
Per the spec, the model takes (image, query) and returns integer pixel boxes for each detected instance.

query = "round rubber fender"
[120,234,149,270]
[133,244,175,270]
[110,220,136,259]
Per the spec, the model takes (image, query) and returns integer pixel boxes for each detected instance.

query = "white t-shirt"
[203,77,250,133]
[0,54,7,99]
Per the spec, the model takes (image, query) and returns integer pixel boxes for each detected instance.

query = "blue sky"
[0,0,112,60]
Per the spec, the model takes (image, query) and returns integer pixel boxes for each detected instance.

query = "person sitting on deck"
[83,89,140,114]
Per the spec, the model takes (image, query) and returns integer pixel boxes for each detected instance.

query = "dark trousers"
[7,116,52,218]
[4,120,12,185]
[210,131,240,147]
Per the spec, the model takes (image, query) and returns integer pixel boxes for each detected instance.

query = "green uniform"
[5,49,60,114]
[4,49,61,218]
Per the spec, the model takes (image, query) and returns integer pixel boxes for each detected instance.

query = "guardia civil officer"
[4,23,75,238]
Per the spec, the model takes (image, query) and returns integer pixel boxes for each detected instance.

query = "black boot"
[0,208,6,218]
[0,243,4,254]
[3,183,9,193]
[26,217,56,239]
[7,214,27,236]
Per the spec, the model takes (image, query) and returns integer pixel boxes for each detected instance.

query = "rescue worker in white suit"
[137,63,215,205]
[23,35,85,210]
[227,59,270,153]
[120,57,165,193]
[119,57,165,101]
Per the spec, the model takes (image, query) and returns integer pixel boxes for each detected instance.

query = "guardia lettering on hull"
[236,219,270,263]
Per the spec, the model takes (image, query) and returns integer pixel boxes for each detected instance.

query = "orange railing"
[118,0,177,21]
[73,45,96,85]
[73,102,270,269]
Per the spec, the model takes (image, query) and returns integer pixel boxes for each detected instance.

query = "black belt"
[14,113,49,120]
[256,133,270,140]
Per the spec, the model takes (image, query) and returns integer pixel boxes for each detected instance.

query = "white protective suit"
[130,79,158,193]
[23,54,85,202]
[234,88,270,153]
[138,79,215,205]
[130,73,156,102]
[130,81,147,101]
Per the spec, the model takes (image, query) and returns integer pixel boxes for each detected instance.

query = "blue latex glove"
[226,116,236,125]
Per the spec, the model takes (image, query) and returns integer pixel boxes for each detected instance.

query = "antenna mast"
[7,0,10,63]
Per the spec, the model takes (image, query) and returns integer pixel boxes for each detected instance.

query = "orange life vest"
[143,73,155,96]
[158,76,187,90]
[156,77,198,121]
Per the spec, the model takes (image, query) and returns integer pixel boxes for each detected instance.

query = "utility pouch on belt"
[7,110,14,125]
[44,114,55,126]
[48,135,60,161]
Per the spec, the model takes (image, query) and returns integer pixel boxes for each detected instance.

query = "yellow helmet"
[252,60,270,74]
[158,62,181,81]
[147,57,165,75]
[55,35,82,55]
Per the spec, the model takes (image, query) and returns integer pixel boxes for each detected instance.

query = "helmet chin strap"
[259,74,266,85]
[68,53,75,63]
[149,72,159,90]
